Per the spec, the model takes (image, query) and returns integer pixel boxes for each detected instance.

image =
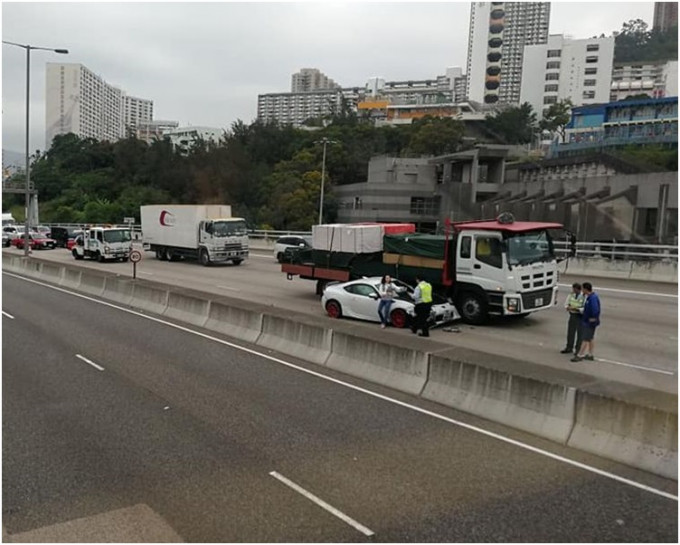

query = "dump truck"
[141,205,249,266]
[281,214,569,323]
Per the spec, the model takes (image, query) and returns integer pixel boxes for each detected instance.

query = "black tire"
[276,252,284,263]
[121,257,129,263]
[199,248,210,267]
[315,280,329,296]
[325,300,342,319]
[72,249,83,260]
[232,259,243,265]
[97,251,105,263]
[166,248,179,262]
[458,292,488,325]
[155,247,167,261]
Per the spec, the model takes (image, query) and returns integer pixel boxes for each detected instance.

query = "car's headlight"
[506,297,520,312]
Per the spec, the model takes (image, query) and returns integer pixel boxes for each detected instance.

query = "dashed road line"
[595,357,675,376]
[558,283,677,299]
[75,354,105,372]
[269,471,374,536]
[2,310,15,319]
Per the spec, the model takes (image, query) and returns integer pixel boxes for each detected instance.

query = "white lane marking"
[2,310,15,319]
[269,471,374,537]
[217,285,240,291]
[4,271,677,502]
[75,354,105,372]
[595,357,675,376]
[249,253,275,260]
[138,271,154,276]
[558,283,677,299]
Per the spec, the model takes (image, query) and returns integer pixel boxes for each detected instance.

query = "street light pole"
[315,137,337,225]
[3,41,68,256]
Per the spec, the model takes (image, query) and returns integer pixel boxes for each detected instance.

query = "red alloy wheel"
[325,300,342,318]
[390,308,408,329]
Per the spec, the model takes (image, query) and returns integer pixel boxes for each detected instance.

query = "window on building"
[543,96,558,105]
[410,197,441,216]
[547,50,561,58]
[546,61,560,70]
[584,79,597,86]
[585,67,598,75]
[585,56,599,63]
[582,90,596,99]
[545,73,559,81]
[586,44,600,52]
[544,84,559,92]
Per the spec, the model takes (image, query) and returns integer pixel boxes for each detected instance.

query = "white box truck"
[141,205,249,266]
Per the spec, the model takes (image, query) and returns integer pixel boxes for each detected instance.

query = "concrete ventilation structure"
[466,1,550,105]
[291,68,340,92]
[521,34,615,117]
[653,1,678,32]
[45,63,152,148]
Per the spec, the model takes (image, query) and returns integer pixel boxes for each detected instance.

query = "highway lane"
[4,246,677,393]
[2,274,677,542]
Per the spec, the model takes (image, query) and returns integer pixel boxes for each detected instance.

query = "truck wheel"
[325,300,342,319]
[121,257,129,263]
[315,280,328,296]
[199,248,211,267]
[232,259,243,266]
[72,249,83,260]
[458,292,488,325]
[166,249,179,262]
[97,251,105,263]
[155,248,167,261]
[389,308,409,329]
[276,252,284,263]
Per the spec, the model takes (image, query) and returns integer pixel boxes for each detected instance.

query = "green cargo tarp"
[383,234,448,259]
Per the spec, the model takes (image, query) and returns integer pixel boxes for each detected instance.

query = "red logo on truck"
[159,210,176,226]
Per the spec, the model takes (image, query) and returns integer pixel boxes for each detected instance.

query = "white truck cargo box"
[141,205,232,249]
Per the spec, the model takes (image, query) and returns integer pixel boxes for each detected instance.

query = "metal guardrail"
[35,224,679,262]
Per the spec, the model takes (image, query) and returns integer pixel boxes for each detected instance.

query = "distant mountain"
[2,149,24,173]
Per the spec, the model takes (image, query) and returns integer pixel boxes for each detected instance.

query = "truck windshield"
[213,220,248,237]
[506,230,554,266]
[103,230,132,243]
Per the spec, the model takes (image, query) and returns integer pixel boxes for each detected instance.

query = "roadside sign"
[123,217,135,224]
[130,250,142,263]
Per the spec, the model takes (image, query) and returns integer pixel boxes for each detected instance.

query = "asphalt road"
[2,274,678,542]
[6,246,677,394]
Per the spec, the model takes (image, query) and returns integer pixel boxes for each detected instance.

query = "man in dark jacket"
[572,282,601,362]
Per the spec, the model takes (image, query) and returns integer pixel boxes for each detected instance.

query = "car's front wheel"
[389,308,409,329]
[325,300,342,319]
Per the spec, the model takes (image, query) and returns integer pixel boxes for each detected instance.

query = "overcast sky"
[2,1,654,152]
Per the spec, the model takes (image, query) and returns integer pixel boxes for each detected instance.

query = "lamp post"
[315,137,337,225]
[3,41,68,256]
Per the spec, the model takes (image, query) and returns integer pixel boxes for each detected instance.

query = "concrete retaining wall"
[62,268,82,289]
[326,331,429,395]
[204,302,263,344]
[39,263,63,283]
[78,271,106,297]
[131,283,169,315]
[422,356,577,444]
[256,315,332,365]
[567,391,678,480]
[163,292,210,327]
[103,277,135,306]
[560,257,677,283]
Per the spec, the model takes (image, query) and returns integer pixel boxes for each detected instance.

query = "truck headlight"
[104,246,111,254]
[506,297,520,312]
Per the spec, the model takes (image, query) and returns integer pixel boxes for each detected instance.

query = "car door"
[343,283,380,321]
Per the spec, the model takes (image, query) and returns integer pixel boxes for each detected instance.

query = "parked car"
[321,276,459,328]
[11,232,56,250]
[2,232,11,247]
[36,225,51,237]
[3,225,24,247]
[274,235,312,262]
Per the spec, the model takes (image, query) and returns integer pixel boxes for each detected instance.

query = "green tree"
[485,102,538,145]
[407,116,465,156]
[539,99,573,142]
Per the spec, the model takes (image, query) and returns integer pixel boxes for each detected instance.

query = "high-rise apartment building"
[520,34,615,117]
[257,89,350,126]
[610,60,678,101]
[291,68,340,92]
[123,95,153,136]
[45,63,152,148]
[653,2,678,32]
[466,2,550,105]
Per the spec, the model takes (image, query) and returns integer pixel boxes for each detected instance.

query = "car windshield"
[506,230,554,266]
[213,220,248,237]
[103,229,132,243]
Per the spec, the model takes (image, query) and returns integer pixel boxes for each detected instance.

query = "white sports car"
[321,276,460,329]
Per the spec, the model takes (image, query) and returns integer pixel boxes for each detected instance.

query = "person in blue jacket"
[572,282,601,362]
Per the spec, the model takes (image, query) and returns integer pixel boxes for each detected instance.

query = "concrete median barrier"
[78,271,106,296]
[131,283,169,315]
[204,302,263,344]
[102,276,135,306]
[326,332,429,395]
[1,254,22,273]
[39,262,64,283]
[257,315,331,365]
[422,356,577,444]
[62,268,82,289]
[23,259,41,278]
[163,292,210,327]
[567,391,678,480]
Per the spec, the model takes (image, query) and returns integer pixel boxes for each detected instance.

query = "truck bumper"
[502,286,558,315]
